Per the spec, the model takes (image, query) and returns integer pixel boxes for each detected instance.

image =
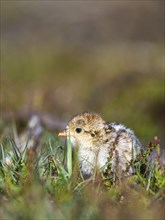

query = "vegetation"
[1,2,164,219]
[0,123,164,220]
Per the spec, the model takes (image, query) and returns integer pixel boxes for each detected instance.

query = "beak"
[58,131,67,137]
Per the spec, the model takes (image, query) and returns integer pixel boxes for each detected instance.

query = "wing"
[107,122,141,175]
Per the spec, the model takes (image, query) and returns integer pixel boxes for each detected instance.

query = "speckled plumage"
[59,112,141,176]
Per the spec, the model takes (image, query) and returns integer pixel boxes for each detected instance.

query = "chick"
[58,112,141,176]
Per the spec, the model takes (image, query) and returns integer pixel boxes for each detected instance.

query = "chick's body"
[59,113,141,176]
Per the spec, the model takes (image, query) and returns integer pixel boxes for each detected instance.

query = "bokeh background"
[1,1,164,145]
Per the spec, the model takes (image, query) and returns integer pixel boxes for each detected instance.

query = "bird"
[58,112,141,177]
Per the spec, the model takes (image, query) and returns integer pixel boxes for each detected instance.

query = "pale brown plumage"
[59,112,141,176]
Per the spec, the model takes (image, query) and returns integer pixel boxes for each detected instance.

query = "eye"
[75,128,82,133]
[91,133,95,137]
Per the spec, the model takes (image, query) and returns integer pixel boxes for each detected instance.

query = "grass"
[0,123,164,220]
[1,3,164,219]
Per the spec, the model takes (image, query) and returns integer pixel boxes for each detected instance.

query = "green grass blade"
[1,143,5,160]
[67,135,72,178]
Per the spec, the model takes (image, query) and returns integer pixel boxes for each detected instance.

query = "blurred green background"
[1,1,164,145]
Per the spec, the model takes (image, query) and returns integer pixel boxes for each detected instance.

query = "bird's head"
[58,112,107,148]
